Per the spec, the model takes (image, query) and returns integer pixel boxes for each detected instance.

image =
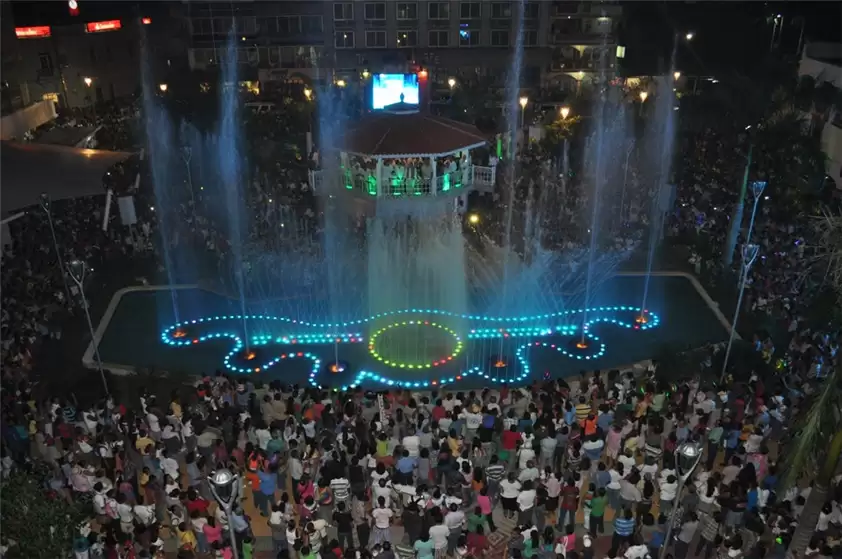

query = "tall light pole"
[519,96,528,129]
[181,146,195,211]
[660,441,703,559]
[744,180,767,247]
[209,468,241,559]
[39,194,72,304]
[619,140,635,223]
[638,90,648,117]
[719,243,760,384]
[83,77,96,122]
[67,260,109,396]
[559,106,572,196]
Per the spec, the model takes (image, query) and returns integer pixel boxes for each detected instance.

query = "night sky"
[620,1,842,76]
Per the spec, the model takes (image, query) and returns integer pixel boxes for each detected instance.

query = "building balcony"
[309,164,496,197]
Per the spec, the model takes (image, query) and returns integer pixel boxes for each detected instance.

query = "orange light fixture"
[141,17,152,25]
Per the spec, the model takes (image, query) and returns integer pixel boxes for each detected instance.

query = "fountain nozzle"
[173,328,187,339]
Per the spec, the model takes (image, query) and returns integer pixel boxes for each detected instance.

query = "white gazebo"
[309,110,496,198]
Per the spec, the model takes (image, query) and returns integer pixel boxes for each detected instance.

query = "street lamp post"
[519,96,528,129]
[448,77,456,89]
[719,243,760,384]
[209,468,241,559]
[83,77,96,122]
[619,141,635,223]
[559,106,572,196]
[660,441,704,559]
[744,180,767,247]
[39,194,72,305]
[67,260,109,396]
[638,90,648,117]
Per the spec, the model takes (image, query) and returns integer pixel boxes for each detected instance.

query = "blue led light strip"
[160,306,660,387]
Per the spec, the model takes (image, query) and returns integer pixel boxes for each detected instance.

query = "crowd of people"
[2,84,841,559]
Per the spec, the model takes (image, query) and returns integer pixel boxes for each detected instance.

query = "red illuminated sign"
[85,19,121,33]
[141,17,152,25]
[15,26,52,39]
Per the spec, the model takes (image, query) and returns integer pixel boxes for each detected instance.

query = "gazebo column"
[375,158,383,197]
[430,156,437,196]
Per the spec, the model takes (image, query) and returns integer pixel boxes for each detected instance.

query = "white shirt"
[518,448,536,469]
[402,435,420,457]
[117,503,134,524]
[500,479,522,499]
[372,507,393,529]
[429,524,450,549]
[256,428,271,450]
[147,412,160,433]
[517,489,536,511]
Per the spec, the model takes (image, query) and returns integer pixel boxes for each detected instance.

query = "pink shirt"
[203,523,223,544]
[606,428,622,453]
[477,494,492,515]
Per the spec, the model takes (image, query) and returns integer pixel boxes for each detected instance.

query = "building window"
[428,2,450,20]
[235,16,257,35]
[278,16,302,35]
[38,53,53,72]
[491,2,512,18]
[301,15,323,33]
[397,30,418,47]
[365,30,386,47]
[459,29,480,47]
[428,30,449,47]
[334,31,354,48]
[396,2,417,19]
[523,2,539,19]
[334,2,353,21]
[491,30,509,46]
[522,30,538,46]
[364,3,385,20]
[460,1,481,19]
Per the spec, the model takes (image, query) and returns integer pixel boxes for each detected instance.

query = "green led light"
[368,320,462,369]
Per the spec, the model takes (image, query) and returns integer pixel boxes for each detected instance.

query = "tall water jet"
[216,35,251,354]
[140,36,182,324]
[638,44,678,321]
[497,0,527,366]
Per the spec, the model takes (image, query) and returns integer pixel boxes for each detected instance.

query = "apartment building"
[184,1,621,95]
[2,2,187,111]
[799,42,842,187]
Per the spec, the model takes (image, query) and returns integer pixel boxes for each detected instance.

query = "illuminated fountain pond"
[95,273,729,389]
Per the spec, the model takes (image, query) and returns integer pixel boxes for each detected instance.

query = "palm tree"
[780,356,842,558]
[782,209,842,558]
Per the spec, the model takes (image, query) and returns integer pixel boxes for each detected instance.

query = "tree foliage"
[1,467,87,559]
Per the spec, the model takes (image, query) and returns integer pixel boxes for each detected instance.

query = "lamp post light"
[719,243,760,384]
[638,90,648,117]
[303,87,312,101]
[673,71,681,81]
[158,83,168,93]
[660,441,704,559]
[38,194,72,305]
[519,96,528,128]
[83,77,97,121]
[208,468,241,559]
[559,106,570,120]
[685,31,695,41]
[67,260,109,397]
[559,106,572,195]
[448,77,456,89]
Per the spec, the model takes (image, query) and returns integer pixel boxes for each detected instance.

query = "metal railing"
[309,165,496,197]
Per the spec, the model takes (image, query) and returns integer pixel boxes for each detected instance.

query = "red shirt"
[502,430,521,451]
[467,533,488,555]
[186,497,210,515]
[432,406,446,421]
[560,485,579,510]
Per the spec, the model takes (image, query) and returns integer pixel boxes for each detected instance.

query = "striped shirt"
[575,403,591,424]
[330,477,351,501]
[614,517,636,537]
[486,464,506,483]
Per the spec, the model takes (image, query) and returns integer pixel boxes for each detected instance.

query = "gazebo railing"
[309,164,496,197]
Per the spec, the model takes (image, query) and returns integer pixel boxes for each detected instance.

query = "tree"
[1,466,87,559]
[780,355,842,558]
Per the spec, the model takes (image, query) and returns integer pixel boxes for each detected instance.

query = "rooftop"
[1,141,132,213]
[335,113,489,158]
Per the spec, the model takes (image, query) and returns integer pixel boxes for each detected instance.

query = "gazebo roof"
[335,112,488,157]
